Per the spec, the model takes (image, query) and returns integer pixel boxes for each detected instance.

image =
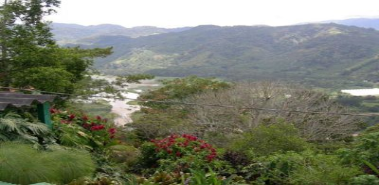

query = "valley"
[4,1,379,182]
[53,23,379,89]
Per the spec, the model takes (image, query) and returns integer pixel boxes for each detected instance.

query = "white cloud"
[45,0,379,28]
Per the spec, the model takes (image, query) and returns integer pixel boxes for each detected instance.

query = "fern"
[0,113,54,144]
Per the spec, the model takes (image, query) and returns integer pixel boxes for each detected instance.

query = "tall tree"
[0,0,112,93]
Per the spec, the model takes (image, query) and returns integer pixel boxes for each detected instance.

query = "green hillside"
[333,18,379,30]
[51,23,190,44]
[72,23,379,88]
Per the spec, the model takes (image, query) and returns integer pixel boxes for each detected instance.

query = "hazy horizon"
[51,17,379,29]
[44,0,379,28]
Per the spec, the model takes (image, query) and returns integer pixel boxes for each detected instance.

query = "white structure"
[341,88,379,96]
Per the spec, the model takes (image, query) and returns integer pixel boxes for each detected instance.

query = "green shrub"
[129,109,194,140]
[351,175,379,185]
[108,145,141,171]
[363,124,379,134]
[251,151,361,185]
[0,142,95,184]
[187,169,238,185]
[339,131,379,174]
[290,155,361,185]
[231,123,309,157]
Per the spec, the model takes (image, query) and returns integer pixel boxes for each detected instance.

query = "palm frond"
[0,113,54,144]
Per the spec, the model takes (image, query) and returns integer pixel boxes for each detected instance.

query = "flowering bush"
[140,134,221,173]
[50,108,117,150]
[151,134,217,162]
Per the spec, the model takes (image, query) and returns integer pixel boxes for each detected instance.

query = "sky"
[45,0,379,28]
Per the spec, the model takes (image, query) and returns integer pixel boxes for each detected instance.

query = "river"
[83,75,159,126]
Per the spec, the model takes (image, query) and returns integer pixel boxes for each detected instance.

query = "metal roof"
[0,92,57,111]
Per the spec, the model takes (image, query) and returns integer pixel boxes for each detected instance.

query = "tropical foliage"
[0,113,54,144]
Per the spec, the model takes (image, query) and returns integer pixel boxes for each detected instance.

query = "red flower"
[91,124,105,131]
[206,154,216,161]
[176,151,181,157]
[108,128,116,138]
[49,108,58,114]
[108,128,116,134]
[96,116,102,121]
[151,134,217,163]
[82,115,88,121]
[183,141,189,147]
[68,114,75,121]
[166,149,172,154]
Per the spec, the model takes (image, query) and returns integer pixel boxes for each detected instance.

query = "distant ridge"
[326,18,379,30]
[54,21,379,88]
[51,23,191,44]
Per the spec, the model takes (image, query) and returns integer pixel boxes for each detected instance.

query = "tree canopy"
[0,0,112,93]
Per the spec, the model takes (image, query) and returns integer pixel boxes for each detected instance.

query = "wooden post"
[37,102,52,129]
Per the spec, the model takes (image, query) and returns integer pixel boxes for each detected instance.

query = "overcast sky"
[45,0,379,28]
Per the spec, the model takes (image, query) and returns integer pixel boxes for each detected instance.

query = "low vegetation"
[1,76,379,184]
[1,1,379,184]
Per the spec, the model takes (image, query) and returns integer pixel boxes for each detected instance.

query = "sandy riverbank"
[83,75,159,126]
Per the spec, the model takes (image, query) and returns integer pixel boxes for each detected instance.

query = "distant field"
[70,100,116,120]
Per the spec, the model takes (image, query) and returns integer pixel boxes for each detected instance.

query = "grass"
[70,100,116,120]
[0,143,95,184]
[130,111,144,122]
[127,101,140,105]
[362,101,379,108]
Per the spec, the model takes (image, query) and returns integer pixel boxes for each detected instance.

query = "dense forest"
[1,1,379,185]
[58,23,379,88]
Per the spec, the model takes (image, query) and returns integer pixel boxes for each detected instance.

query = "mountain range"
[52,19,379,88]
[330,18,379,30]
[51,23,190,44]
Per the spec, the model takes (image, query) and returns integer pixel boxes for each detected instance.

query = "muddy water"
[88,75,159,126]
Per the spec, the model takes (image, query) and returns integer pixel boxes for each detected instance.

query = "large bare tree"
[187,82,361,141]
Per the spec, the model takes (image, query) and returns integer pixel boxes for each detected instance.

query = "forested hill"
[66,23,379,87]
[51,23,190,44]
[332,18,379,30]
